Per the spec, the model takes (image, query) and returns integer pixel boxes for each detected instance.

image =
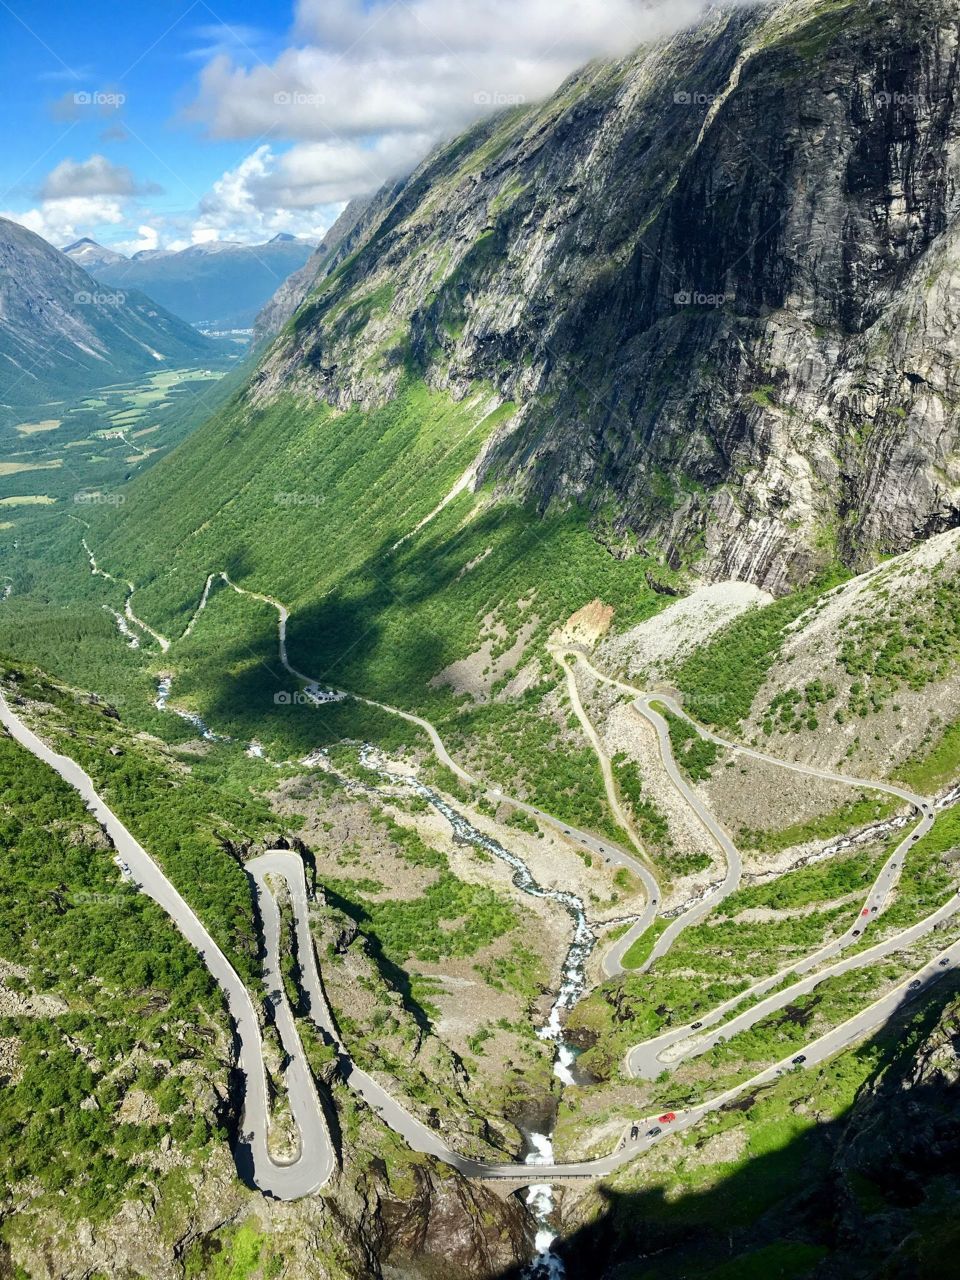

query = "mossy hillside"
[722,840,892,913]
[0,582,168,744]
[672,573,845,731]
[738,790,901,854]
[91,378,515,624]
[325,871,517,967]
[1,367,666,762]
[559,981,960,1280]
[0,732,231,1226]
[183,1223,280,1280]
[657,706,722,781]
[898,715,960,794]
[1,663,277,984]
[650,945,953,1123]
[443,679,634,842]
[97,499,670,842]
[0,375,679,836]
[877,805,960,933]
[837,561,960,717]
[754,560,960,742]
[573,800,960,1087]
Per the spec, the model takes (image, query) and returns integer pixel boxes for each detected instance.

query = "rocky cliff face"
[3,1140,532,1280]
[254,0,960,594]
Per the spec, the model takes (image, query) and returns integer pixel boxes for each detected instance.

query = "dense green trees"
[0,732,229,1222]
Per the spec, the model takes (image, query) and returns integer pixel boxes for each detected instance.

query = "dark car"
[853,929,861,937]
[692,1021,703,1030]
[792,1054,807,1066]
[909,980,922,990]
[939,958,950,968]
[630,1125,639,1140]
[647,1126,662,1138]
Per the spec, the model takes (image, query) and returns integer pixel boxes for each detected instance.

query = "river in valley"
[148,689,586,1275]
[357,746,594,1277]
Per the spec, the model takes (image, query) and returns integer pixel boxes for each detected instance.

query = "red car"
[658,1112,677,1124]
[861,909,870,917]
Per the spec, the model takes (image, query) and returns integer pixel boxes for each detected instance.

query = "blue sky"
[1,0,715,253]
[0,1,314,249]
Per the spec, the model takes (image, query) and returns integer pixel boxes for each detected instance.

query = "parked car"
[647,1126,662,1138]
[658,1113,677,1124]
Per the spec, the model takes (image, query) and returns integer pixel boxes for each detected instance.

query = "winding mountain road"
[553,652,942,1076]
[4,675,958,1194]
[41,544,958,1197]
[0,690,334,1201]
[217,573,663,966]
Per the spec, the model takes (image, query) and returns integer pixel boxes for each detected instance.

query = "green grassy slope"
[0,728,231,1224]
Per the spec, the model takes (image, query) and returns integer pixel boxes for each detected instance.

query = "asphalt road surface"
[37,553,955,1195]
[0,690,335,1201]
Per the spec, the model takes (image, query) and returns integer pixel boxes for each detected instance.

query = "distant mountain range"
[64,234,317,331]
[0,217,213,410]
[253,202,371,344]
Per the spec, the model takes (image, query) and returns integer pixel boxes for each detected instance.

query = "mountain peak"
[0,217,210,407]
[63,237,129,266]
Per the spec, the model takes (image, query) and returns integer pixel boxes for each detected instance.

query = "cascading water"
[523,1134,567,1279]
[357,746,582,1276]
[103,606,139,649]
[154,676,229,742]
[144,689,595,1273]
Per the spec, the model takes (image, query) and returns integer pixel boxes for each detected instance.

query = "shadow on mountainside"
[176,483,667,718]
[494,981,960,1280]
[165,506,574,753]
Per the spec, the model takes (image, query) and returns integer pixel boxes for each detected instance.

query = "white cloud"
[294,0,708,60]
[181,0,758,228]
[40,154,158,200]
[1,196,125,247]
[113,224,160,255]
[189,144,348,241]
[1,156,170,252]
[189,0,741,146]
[10,2,758,251]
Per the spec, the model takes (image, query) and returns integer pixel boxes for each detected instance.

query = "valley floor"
[2,516,960,1279]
